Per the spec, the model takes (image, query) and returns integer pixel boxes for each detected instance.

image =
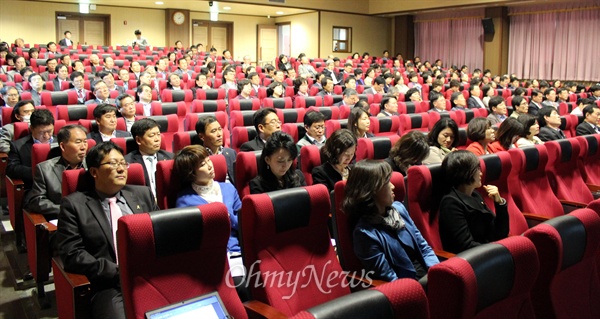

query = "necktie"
[145,156,156,195]
[78,89,83,100]
[108,197,123,263]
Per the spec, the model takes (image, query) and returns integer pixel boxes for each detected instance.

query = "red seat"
[306,106,340,120]
[231,126,257,153]
[160,89,194,107]
[150,101,187,118]
[229,98,261,111]
[78,118,127,133]
[545,139,595,205]
[184,111,230,147]
[195,88,226,100]
[234,150,261,199]
[263,97,293,109]
[300,145,321,186]
[355,135,401,161]
[425,236,539,319]
[322,94,343,106]
[276,108,306,124]
[56,104,95,123]
[399,113,430,135]
[398,101,424,114]
[325,119,348,138]
[117,204,249,319]
[559,114,578,138]
[295,96,323,108]
[290,279,429,319]
[524,208,600,319]
[576,134,600,185]
[138,114,180,151]
[172,131,201,153]
[41,91,79,106]
[369,116,401,136]
[282,123,306,143]
[427,111,459,130]
[190,99,227,113]
[241,185,350,316]
[230,110,257,129]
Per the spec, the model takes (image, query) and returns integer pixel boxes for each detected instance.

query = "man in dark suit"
[7,109,55,190]
[70,71,89,104]
[124,119,173,197]
[85,81,116,105]
[576,104,600,136]
[40,58,58,81]
[58,30,73,47]
[240,108,281,151]
[99,71,125,95]
[56,142,159,319]
[333,88,359,107]
[322,59,341,85]
[26,125,88,219]
[589,85,600,101]
[538,106,566,142]
[52,64,70,91]
[195,116,237,183]
[87,104,131,144]
[316,76,334,97]
[528,89,544,116]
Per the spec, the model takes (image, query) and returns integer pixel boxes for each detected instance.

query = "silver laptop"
[145,291,230,319]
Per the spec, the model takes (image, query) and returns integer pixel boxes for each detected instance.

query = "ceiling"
[25,0,582,17]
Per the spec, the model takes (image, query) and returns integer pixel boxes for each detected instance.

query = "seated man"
[316,77,334,97]
[538,106,566,141]
[124,118,174,197]
[87,104,131,144]
[576,104,600,136]
[195,116,236,183]
[0,100,35,152]
[429,92,448,113]
[235,79,254,100]
[487,96,507,125]
[365,76,386,95]
[334,88,359,107]
[27,73,45,106]
[240,107,281,152]
[99,71,125,95]
[25,125,88,219]
[136,84,154,116]
[450,91,467,111]
[102,57,118,75]
[528,89,544,116]
[297,56,317,79]
[378,95,399,116]
[116,94,136,132]
[173,58,193,78]
[7,109,55,190]
[70,71,89,104]
[40,58,58,81]
[85,81,116,105]
[296,110,326,152]
[52,64,70,92]
[56,142,158,319]
[542,88,559,109]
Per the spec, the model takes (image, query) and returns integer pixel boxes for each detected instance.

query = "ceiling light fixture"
[223,6,231,10]
[155,1,164,4]
[276,11,284,15]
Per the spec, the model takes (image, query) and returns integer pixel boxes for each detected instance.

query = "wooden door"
[56,12,109,46]
[257,25,277,65]
[211,26,228,54]
[58,19,80,45]
[192,21,233,55]
[192,24,208,48]
[83,20,105,46]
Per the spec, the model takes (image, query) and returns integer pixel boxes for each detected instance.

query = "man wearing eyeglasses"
[240,107,281,151]
[56,141,158,319]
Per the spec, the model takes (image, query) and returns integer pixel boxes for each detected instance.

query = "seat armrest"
[243,300,288,319]
[560,199,588,208]
[6,175,26,251]
[434,249,455,261]
[345,272,388,289]
[0,152,8,197]
[52,257,92,319]
[522,212,550,228]
[586,184,600,193]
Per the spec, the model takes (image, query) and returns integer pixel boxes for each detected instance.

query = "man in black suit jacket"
[87,104,131,144]
[6,109,56,190]
[576,104,600,136]
[58,30,73,47]
[124,119,174,196]
[195,115,237,183]
[537,106,566,142]
[528,89,544,116]
[25,125,88,218]
[240,108,281,152]
[56,141,158,319]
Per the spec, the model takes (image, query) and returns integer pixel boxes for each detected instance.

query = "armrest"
[586,184,600,192]
[243,300,288,319]
[345,272,388,289]
[0,152,8,196]
[52,257,91,289]
[559,199,588,208]
[433,249,455,261]
[522,212,550,228]
[6,175,26,250]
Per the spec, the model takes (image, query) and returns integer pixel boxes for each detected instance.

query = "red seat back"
[300,145,321,186]
[234,150,261,199]
[545,139,594,204]
[355,135,401,161]
[575,134,600,185]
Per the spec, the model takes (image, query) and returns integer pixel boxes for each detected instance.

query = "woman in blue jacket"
[343,160,439,281]
[173,145,241,254]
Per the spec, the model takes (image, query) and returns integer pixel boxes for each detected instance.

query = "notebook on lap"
[145,291,230,319]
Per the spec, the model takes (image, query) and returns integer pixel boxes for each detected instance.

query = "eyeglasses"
[264,119,282,126]
[100,161,130,170]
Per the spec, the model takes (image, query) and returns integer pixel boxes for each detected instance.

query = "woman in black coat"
[311,129,357,192]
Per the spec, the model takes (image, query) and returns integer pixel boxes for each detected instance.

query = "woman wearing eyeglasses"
[250,131,306,194]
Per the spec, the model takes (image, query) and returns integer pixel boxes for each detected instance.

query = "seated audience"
[166,73,183,90]
[537,106,566,141]
[85,81,116,105]
[423,118,459,164]
[87,104,131,144]
[344,160,439,281]
[312,129,357,192]
[250,131,306,193]
[334,88,359,107]
[429,92,448,113]
[576,104,600,136]
[195,115,236,183]
[174,145,241,254]
[0,100,34,152]
[267,81,284,98]
[385,131,429,175]
[488,117,524,153]
[510,96,529,118]
[236,79,254,100]
[450,91,467,111]
[240,107,281,152]
[439,150,509,254]
[481,84,494,108]
[296,110,327,152]
[467,84,485,108]
[124,118,174,197]
[465,117,495,156]
[348,107,374,139]
[516,114,544,147]
[1,86,20,107]
[528,89,544,116]
[317,77,334,96]
[116,94,136,132]
[377,95,399,116]
[56,142,158,319]
[487,96,507,125]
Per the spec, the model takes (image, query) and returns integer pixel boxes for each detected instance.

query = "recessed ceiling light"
[155,1,164,4]
[223,6,231,10]
[276,11,284,15]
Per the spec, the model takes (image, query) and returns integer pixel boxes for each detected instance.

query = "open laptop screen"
[145,291,230,319]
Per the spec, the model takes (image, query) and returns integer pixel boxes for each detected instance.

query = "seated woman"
[348,106,374,139]
[250,131,306,194]
[423,118,459,164]
[516,114,544,147]
[344,160,439,281]
[267,81,284,98]
[312,129,357,192]
[174,145,242,254]
[439,151,509,254]
[465,117,495,156]
[488,117,523,153]
[404,88,423,102]
[195,115,236,183]
[385,131,429,175]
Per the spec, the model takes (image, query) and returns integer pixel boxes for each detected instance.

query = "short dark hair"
[544,88,555,97]
[237,79,250,94]
[342,160,392,219]
[57,124,87,145]
[537,106,557,127]
[257,131,300,187]
[30,109,55,129]
[449,91,463,108]
[583,104,600,117]
[135,30,142,35]
[12,100,34,122]
[389,131,429,174]
[303,110,326,128]
[70,71,84,81]
[131,118,160,139]
[428,118,459,148]
[85,141,124,169]
[373,76,386,86]
[442,150,480,188]
[116,93,134,108]
[347,107,370,138]
[174,145,210,186]
[321,129,356,165]
[495,117,523,149]
[488,96,505,110]
[195,115,219,135]
[405,88,420,102]
[517,114,538,138]
[93,103,117,120]
[253,107,277,132]
[467,117,492,141]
